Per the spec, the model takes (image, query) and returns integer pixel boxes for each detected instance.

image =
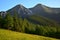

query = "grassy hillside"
[26,15,59,27]
[0,29,59,40]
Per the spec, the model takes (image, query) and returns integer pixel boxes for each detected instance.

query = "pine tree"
[0,15,2,27]
[4,13,14,29]
[13,13,20,31]
[22,18,28,32]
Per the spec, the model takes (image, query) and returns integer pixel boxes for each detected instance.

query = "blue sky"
[0,0,60,11]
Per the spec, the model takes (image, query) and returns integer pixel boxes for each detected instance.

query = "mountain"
[0,4,60,26]
[7,4,32,17]
[0,4,59,26]
[5,4,60,24]
[29,4,60,24]
[0,4,60,39]
[7,4,57,25]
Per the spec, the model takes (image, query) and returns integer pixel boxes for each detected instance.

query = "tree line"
[0,13,60,39]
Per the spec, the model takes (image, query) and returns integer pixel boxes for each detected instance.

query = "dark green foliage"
[0,15,7,28]
[12,13,20,31]
[0,15,2,27]
[4,13,14,29]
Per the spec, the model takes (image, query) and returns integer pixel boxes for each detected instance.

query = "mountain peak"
[33,4,45,9]
[34,4,48,8]
[16,4,24,8]
[36,4,42,6]
[35,4,43,7]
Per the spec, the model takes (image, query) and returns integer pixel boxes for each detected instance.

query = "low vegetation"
[0,29,59,40]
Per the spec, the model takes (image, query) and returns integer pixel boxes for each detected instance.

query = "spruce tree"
[4,13,14,29]
[13,13,20,31]
[0,15,2,27]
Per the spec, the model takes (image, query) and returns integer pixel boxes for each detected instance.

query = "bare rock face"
[7,4,32,17]
[0,11,6,17]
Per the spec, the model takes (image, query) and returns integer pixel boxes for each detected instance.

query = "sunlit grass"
[0,29,59,40]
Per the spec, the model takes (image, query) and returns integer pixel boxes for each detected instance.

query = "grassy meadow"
[0,29,59,40]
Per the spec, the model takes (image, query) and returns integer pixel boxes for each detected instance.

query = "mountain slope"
[6,4,59,26]
[26,15,59,27]
[7,4,32,17]
[29,4,60,23]
[0,29,59,40]
[0,4,60,23]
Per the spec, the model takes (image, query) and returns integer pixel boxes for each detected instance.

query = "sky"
[0,0,60,11]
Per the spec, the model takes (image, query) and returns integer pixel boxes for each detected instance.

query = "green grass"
[0,29,59,40]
